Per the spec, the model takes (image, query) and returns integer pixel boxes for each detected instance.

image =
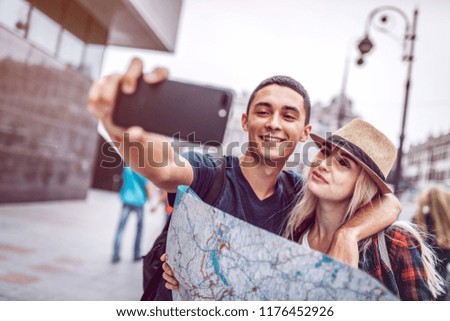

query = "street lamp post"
[337,38,360,129]
[337,43,351,129]
[356,6,419,194]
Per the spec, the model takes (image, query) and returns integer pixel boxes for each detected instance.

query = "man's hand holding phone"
[87,57,168,141]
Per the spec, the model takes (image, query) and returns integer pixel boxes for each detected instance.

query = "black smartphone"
[112,77,234,146]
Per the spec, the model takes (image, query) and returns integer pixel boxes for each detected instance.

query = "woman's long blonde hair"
[412,186,450,249]
[283,166,445,298]
[283,166,378,241]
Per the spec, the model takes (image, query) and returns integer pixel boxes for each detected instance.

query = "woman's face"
[307,144,362,203]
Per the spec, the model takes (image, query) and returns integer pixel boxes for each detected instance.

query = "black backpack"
[140,159,297,301]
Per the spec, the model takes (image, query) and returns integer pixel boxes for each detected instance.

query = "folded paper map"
[166,186,397,301]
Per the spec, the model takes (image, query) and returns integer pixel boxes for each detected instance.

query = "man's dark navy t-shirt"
[186,151,303,235]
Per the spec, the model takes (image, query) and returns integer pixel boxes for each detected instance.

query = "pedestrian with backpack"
[87,58,401,300]
[112,166,153,264]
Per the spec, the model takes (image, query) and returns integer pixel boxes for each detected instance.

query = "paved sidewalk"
[0,189,167,301]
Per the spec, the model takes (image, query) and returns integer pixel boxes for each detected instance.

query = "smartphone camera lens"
[218,109,227,118]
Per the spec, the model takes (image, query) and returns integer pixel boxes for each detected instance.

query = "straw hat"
[310,118,397,194]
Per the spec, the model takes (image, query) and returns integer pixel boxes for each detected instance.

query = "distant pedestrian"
[413,186,450,300]
[112,166,153,263]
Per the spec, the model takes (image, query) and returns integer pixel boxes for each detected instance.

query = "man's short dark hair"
[246,75,311,124]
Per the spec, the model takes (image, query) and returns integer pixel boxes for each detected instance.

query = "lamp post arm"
[365,5,411,33]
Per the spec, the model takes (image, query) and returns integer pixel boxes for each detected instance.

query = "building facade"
[0,0,182,202]
[403,132,450,189]
[309,94,358,138]
[221,91,250,156]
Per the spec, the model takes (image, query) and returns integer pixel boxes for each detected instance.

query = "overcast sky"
[102,0,450,149]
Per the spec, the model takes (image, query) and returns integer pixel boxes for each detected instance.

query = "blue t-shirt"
[184,151,303,236]
[120,166,149,207]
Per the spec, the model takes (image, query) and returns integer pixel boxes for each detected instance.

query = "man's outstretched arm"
[327,193,401,267]
[87,58,193,192]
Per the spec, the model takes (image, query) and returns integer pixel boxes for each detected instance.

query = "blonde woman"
[284,119,444,300]
[412,186,450,300]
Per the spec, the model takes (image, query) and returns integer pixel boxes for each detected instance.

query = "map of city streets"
[166,186,397,301]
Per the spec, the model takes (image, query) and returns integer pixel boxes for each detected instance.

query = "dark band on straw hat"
[326,135,386,181]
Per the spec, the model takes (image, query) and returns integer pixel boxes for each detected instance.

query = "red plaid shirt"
[359,225,434,300]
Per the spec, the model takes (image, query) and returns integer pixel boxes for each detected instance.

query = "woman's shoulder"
[384,223,421,250]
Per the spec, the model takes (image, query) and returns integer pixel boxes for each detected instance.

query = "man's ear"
[299,124,312,142]
[241,113,249,132]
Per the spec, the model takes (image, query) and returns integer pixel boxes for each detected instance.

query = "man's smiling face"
[242,84,311,164]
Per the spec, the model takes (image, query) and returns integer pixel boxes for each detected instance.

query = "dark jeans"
[113,203,144,260]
